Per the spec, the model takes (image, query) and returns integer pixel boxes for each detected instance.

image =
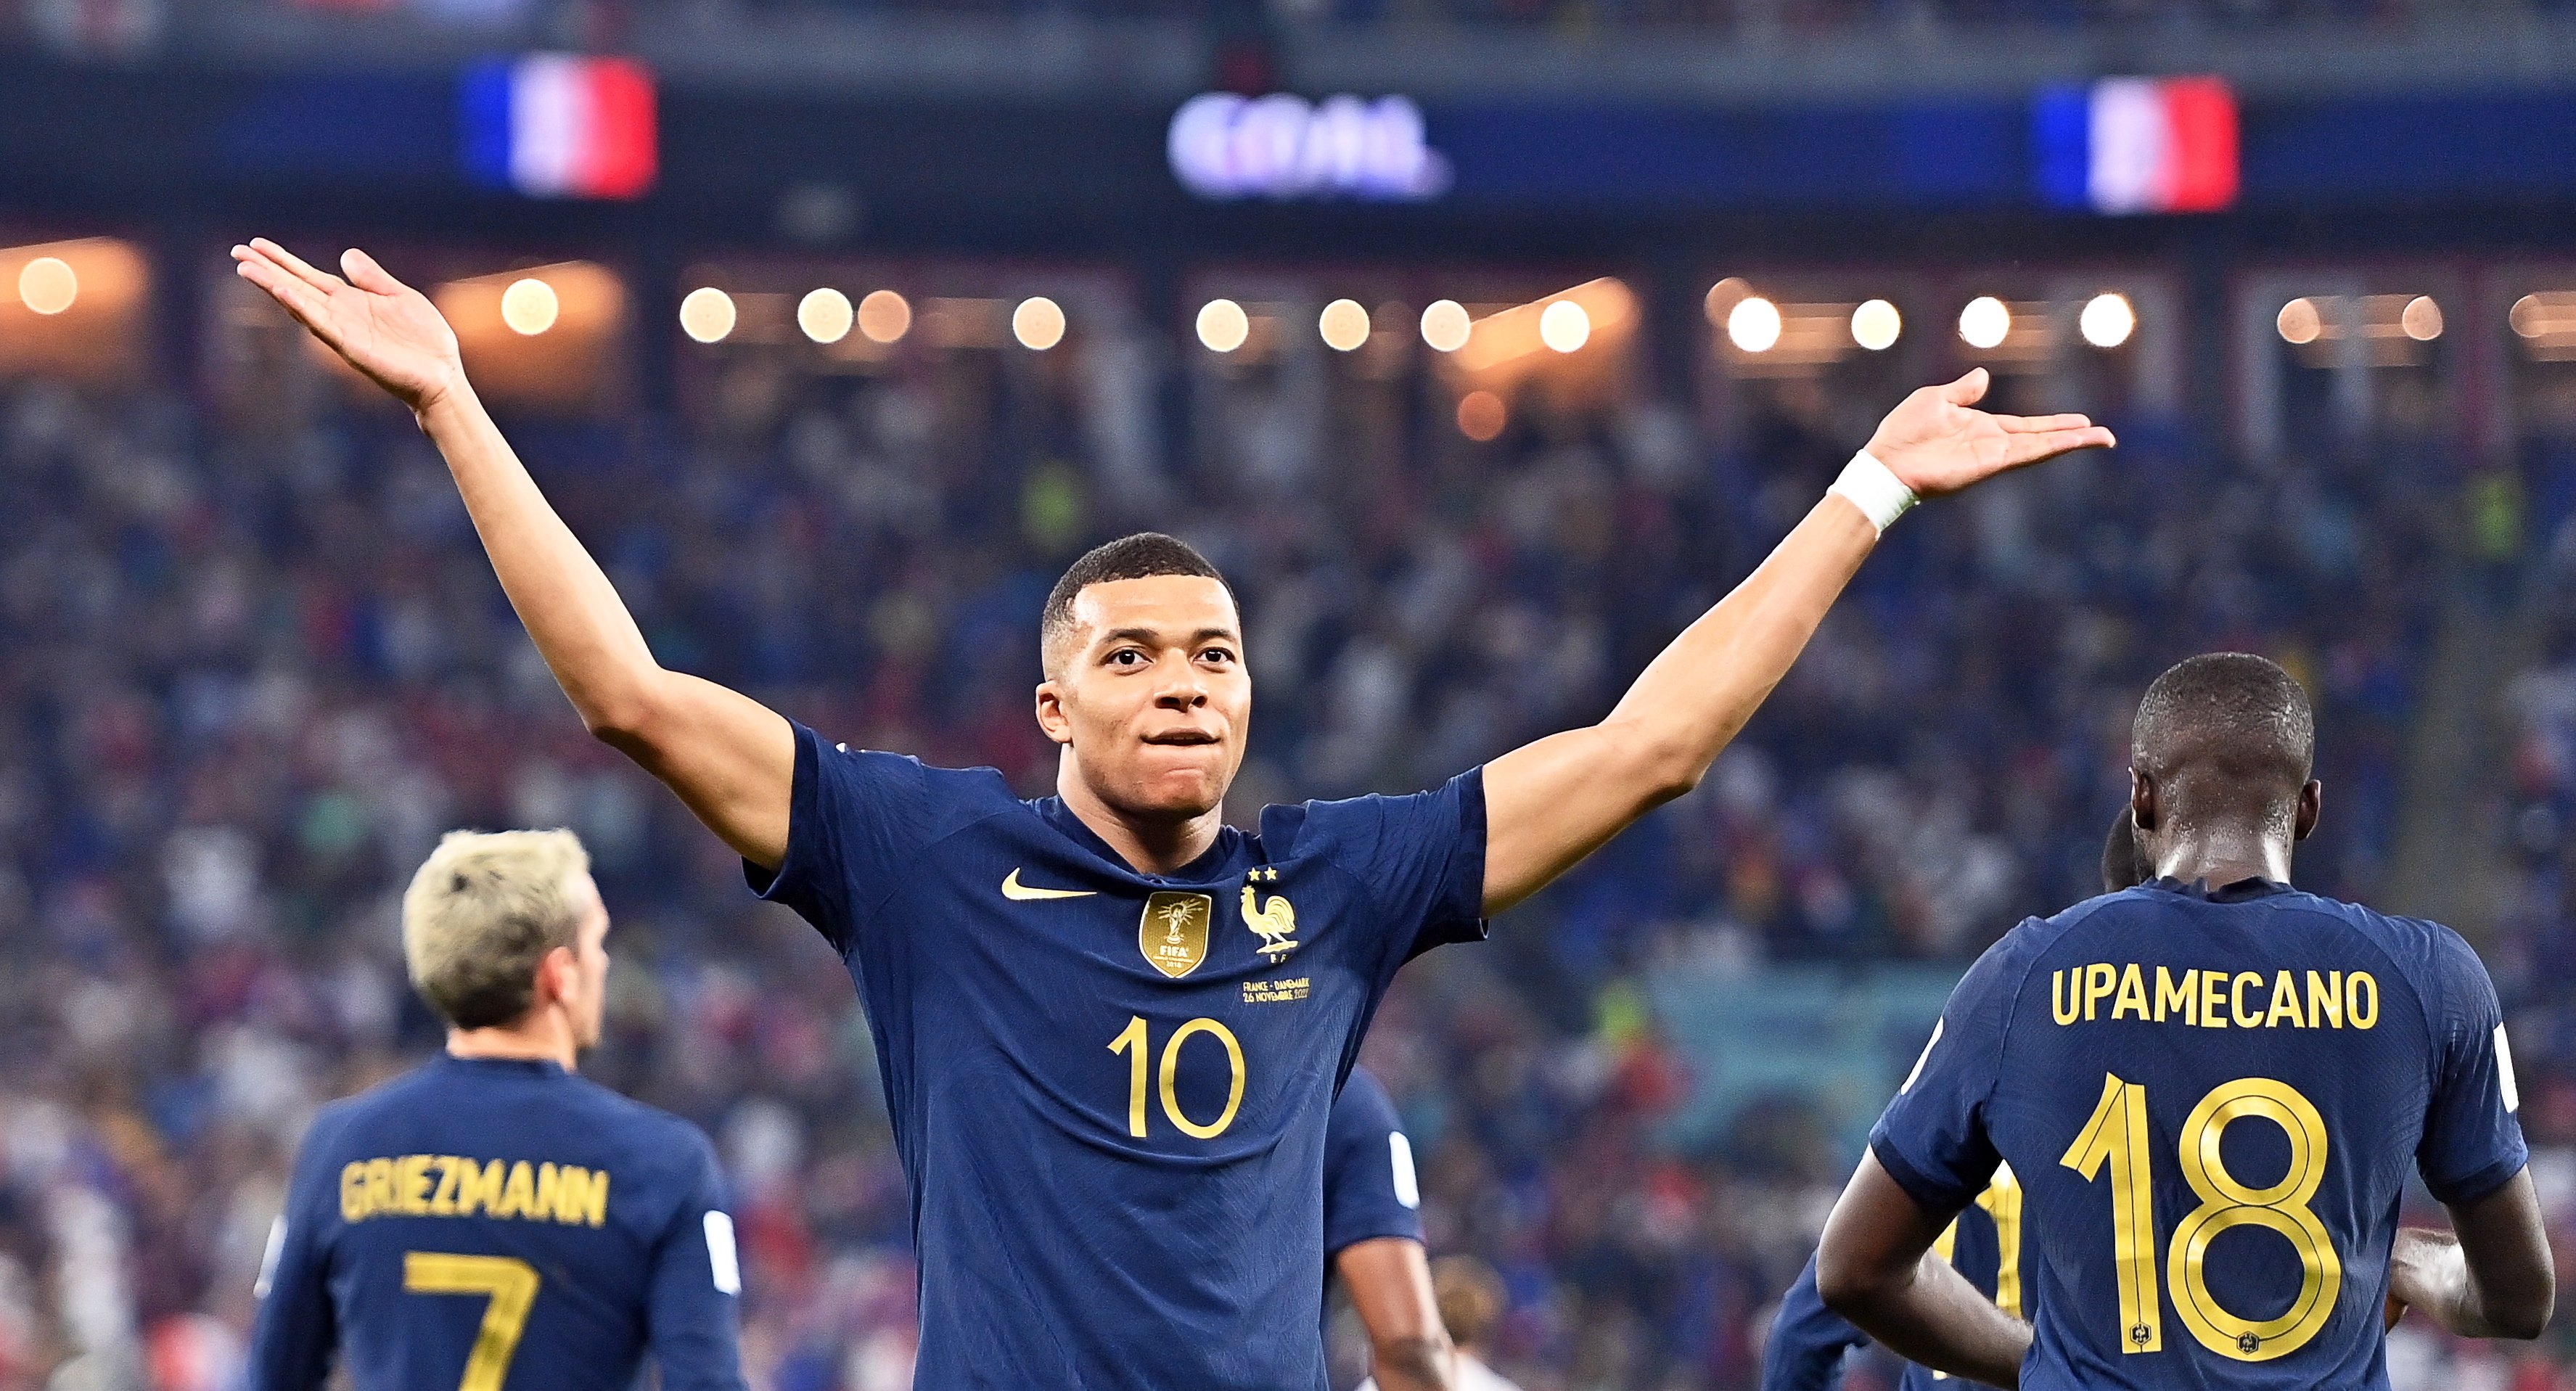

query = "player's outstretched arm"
[1479,370,2111,914]
[1815,1153,2029,1389]
[2389,1170,2554,1339]
[231,240,794,866]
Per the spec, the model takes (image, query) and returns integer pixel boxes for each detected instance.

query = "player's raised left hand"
[1865,367,2115,498]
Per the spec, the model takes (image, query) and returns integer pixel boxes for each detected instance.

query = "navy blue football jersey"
[1324,1066,1424,1259]
[1764,1165,2026,1391]
[747,722,1486,1390]
[247,1054,745,1391]
[1870,878,2527,1391]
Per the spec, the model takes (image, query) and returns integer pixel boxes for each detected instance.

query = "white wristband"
[1829,450,1917,534]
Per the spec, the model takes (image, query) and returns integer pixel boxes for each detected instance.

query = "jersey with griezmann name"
[1871,878,2526,1391]
[1324,1066,1424,1260]
[248,1054,745,1391]
[748,722,1486,1390]
[1763,1164,2024,1391]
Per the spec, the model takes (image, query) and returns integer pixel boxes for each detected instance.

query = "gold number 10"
[2059,1073,2341,1363]
[1109,1015,1247,1139]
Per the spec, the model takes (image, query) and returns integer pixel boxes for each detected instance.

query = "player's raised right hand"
[232,239,464,414]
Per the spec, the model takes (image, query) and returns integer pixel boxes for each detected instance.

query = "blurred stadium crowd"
[0,287,2566,1391]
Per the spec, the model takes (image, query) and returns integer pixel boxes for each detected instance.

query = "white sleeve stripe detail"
[1388,1132,1420,1210]
[1900,1018,1943,1096]
[704,1211,742,1295]
[253,1216,286,1299]
[2496,1023,2520,1115]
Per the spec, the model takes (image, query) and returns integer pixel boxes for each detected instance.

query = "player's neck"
[1057,773,1226,876]
[446,1017,578,1073]
[2150,823,2293,888]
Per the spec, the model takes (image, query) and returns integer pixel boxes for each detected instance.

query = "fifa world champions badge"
[1139,893,1212,979]
[1240,868,1299,964]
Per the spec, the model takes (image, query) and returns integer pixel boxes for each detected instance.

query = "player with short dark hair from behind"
[233,237,2110,1390]
[1761,808,2144,1391]
[1324,1067,1454,1391]
[1816,653,2554,1389]
[248,830,746,1391]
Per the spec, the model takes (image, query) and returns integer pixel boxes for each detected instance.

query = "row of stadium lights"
[2276,295,2442,345]
[603,279,2567,356]
[674,286,1067,350]
[1194,297,1588,355]
[1712,287,2141,353]
[667,286,1584,358]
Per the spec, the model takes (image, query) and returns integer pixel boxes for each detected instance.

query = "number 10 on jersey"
[2061,1072,2342,1363]
[1109,1016,1246,1139]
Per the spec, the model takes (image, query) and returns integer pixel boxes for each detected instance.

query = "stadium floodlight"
[1850,299,1901,352]
[858,290,911,345]
[1456,390,1506,440]
[1013,297,1066,350]
[1420,300,1471,353]
[1728,297,1782,353]
[2277,298,2323,345]
[2078,293,2136,349]
[799,289,854,345]
[501,278,559,336]
[2401,295,2443,342]
[17,256,75,316]
[1198,299,1250,353]
[1319,299,1371,353]
[1538,300,1591,353]
[1958,296,2011,350]
[678,287,736,344]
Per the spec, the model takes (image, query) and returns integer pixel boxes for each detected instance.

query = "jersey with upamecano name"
[247,1054,745,1391]
[1763,1163,2025,1391]
[1324,1066,1424,1260]
[1870,877,2526,1391]
[747,721,1487,1390]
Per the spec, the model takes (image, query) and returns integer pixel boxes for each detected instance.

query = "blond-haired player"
[248,830,747,1391]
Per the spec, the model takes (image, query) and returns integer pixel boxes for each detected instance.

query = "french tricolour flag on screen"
[463,54,658,200]
[2036,77,2237,215]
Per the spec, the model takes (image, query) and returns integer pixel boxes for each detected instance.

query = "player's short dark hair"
[1039,533,1232,669]
[2101,808,2145,893]
[2130,652,2315,830]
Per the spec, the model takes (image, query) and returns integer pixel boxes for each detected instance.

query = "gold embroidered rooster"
[1240,867,1299,963]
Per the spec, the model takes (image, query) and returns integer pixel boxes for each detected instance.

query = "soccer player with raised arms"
[1816,655,2554,1388]
[231,237,2112,1388]
[249,830,746,1391]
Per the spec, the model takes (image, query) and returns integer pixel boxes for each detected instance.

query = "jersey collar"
[438,1051,572,1080]
[1028,795,1246,885]
[2145,874,2296,903]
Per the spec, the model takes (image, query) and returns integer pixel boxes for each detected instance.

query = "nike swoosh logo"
[1001,869,1096,901]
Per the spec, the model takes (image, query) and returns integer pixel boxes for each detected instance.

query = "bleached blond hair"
[401,829,591,1030]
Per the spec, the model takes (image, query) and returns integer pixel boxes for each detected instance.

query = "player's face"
[564,872,612,1051]
[1036,576,1250,821]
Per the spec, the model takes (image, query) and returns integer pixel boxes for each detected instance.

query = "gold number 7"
[403,1252,541,1391]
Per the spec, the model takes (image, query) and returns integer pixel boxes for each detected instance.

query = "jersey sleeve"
[645,1133,750,1391]
[1322,1070,1424,1256]
[744,720,946,953]
[1760,1256,1866,1391]
[246,1117,341,1391]
[2416,927,2530,1206]
[1866,930,2024,1215]
[1280,769,1488,982]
